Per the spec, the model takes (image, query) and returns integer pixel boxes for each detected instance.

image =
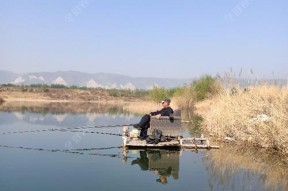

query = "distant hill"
[0,70,193,90]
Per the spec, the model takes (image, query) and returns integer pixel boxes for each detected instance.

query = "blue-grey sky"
[0,0,287,78]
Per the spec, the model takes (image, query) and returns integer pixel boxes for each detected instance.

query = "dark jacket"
[150,107,174,116]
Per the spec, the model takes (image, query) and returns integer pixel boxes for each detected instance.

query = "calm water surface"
[0,102,287,191]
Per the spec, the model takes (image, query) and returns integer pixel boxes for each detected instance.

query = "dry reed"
[202,85,288,154]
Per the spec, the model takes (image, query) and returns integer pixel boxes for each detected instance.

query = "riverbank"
[200,85,288,155]
[0,86,127,103]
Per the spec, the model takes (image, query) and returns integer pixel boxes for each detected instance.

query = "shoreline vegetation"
[202,85,288,154]
[1,77,288,156]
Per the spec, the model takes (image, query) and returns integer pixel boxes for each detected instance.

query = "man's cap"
[161,98,171,104]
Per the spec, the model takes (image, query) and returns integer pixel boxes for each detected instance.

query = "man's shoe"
[133,124,142,130]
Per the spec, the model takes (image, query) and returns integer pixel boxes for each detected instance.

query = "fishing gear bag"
[146,128,166,144]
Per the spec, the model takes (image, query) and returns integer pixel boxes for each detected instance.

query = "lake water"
[0,102,287,191]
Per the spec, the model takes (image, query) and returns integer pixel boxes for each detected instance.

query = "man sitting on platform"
[133,98,174,139]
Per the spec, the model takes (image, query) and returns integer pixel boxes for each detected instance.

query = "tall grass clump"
[202,85,288,154]
[172,75,220,122]
[174,75,220,108]
[173,84,196,110]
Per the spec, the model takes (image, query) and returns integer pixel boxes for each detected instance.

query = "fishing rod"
[0,123,134,135]
[1,129,123,136]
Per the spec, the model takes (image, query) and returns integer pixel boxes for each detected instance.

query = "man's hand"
[155,114,161,119]
[169,113,174,122]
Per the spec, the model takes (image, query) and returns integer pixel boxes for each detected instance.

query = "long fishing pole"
[0,123,135,135]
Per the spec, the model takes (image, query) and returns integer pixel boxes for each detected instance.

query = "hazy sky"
[0,0,287,78]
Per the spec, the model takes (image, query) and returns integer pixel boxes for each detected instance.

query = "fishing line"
[0,144,136,159]
[67,130,122,136]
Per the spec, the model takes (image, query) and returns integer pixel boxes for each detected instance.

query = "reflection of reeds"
[206,144,288,191]
[0,101,125,114]
[202,85,288,154]
[0,100,178,116]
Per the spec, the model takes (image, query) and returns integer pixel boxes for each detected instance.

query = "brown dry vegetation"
[122,101,160,115]
[0,97,4,103]
[0,86,141,103]
[201,85,288,154]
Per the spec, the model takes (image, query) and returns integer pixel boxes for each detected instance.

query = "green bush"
[70,85,79,89]
[108,88,120,97]
[51,84,67,89]
[173,75,220,109]
[149,87,166,102]
[108,88,149,98]
[1,83,15,87]
[30,84,48,88]
[193,75,218,101]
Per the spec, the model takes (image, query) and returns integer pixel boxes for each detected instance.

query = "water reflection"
[181,109,204,137]
[0,102,136,128]
[206,143,288,191]
[0,101,134,116]
[1,102,288,191]
[126,149,180,184]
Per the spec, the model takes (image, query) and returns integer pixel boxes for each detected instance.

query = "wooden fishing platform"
[122,116,219,149]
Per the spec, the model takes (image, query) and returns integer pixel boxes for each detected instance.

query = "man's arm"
[150,107,173,116]
[150,110,160,116]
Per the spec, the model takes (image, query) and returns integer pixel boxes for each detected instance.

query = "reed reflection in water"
[205,144,288,191]
[0,101,135,116]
